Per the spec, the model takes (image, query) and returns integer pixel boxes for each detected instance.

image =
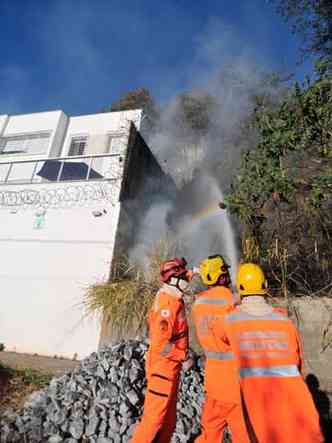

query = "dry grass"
[83,240,180,339]
[84,273,157,338]
[0,364,52,414]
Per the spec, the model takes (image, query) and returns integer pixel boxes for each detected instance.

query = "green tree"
[227,60,332,295]
[273,0,332,63]
[171,91,217,138]
[102,88,159,131]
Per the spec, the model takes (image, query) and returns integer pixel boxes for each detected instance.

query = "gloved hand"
[182,357,194,372]
[192,266,200,275]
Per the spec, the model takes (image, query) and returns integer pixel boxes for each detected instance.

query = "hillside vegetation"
[227,60,332,296]
[104,62,331,299]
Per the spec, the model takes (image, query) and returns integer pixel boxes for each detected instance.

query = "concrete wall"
[0,181,122,359]
[289,297,332,393]
[113,123,176,260]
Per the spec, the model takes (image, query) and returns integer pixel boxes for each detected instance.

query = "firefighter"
[192,255,250,443]
[222,263,323,443]
[131,257,193,443]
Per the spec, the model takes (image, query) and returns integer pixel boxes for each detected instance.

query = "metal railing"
[0,153,123,185]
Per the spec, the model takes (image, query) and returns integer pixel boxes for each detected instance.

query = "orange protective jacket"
[145,284,189,378]
[131,285,188,443]
[192,286,239,403]
[222,306,323,443]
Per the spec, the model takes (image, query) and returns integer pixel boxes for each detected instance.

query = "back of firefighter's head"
[199,255,231,287]
[237,263,268,297]
[160,257,191,292]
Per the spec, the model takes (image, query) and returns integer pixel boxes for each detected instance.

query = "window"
[68,137,87,156]
[109,135,123,154]
[0,132,50,155]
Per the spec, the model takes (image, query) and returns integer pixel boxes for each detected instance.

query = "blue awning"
[37,160,103,181]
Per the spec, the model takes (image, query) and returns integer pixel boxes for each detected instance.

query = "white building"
[0,109,169,358]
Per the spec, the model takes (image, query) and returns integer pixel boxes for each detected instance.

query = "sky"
[0,0,314,116]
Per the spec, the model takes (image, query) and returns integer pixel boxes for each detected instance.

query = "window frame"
[68,135,88,157]
[107,131,126,155]
[0,131,51,156]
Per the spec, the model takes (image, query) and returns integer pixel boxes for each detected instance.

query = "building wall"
[49,112,69,158]
[0,109,142,161]
[61,110,142,156]
[0,115,9,135]
[99,126,176,346]
[0,181,122,358]
[111,123,174,260]
[0,108,168,358]
[1,111,66,161]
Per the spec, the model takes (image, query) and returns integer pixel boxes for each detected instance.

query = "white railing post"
[57,161,65,182]
[86,157,93,180]
[4,163,13,183]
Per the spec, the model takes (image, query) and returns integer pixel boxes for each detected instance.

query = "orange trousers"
[194,396,251,443]
[131,371,180,443]
[241,378,323,443]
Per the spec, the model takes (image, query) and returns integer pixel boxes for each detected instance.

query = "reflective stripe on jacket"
[223,306,303,373]
[222,304,323,442]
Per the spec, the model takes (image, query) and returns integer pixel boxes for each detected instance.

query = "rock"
[86,414,100,436]
[0,340,208,442]
[69,417,84,439]
[126,390,140,407]
[48,436,63,443]
[108,415,121,433]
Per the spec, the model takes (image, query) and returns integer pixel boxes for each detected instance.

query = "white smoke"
[129,201,173,271]
[130,20,284,276]
[174,176,239,281]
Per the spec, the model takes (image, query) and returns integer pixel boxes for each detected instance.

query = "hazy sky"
[0,0,313,116]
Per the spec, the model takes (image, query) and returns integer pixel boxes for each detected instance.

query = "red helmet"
[160,257,188,283]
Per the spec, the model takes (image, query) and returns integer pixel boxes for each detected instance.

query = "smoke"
[129,19,284,276]
[173,175,239,283]
[129,201,173,271]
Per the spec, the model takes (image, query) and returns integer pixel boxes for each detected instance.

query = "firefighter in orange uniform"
[192,255,250,443]
[223,263,323,443]
[131,258,193,443]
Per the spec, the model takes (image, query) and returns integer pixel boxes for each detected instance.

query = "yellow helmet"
[200,255,230,286]
[237,263,268,296]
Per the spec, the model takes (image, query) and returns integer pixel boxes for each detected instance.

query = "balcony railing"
[0,153,123,185]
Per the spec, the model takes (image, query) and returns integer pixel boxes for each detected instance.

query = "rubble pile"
[0,340,211,443]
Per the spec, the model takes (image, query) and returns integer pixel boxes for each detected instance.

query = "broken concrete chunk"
[0,340,209,442]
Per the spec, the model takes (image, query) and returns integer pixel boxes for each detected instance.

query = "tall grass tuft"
[83,239,180,341]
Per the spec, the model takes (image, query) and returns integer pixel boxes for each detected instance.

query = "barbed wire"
[0,182,120,210]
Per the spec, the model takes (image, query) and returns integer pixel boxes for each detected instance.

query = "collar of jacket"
[197,286,221,297]
[160,283,183,299]
[239,295,273,316]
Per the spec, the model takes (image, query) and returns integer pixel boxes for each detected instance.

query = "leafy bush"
[227,60,332,296]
